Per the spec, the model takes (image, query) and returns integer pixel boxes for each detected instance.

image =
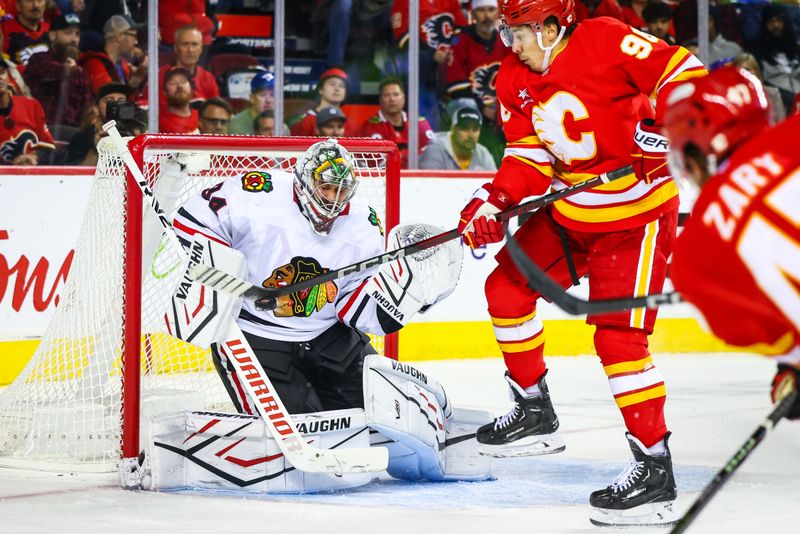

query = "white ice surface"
[1,354,798,534]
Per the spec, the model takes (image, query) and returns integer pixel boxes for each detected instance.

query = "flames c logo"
[469,62,501,105]
[1,131,38,163]
[421,14,457,49]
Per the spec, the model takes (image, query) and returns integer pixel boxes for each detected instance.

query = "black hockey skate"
[589,432,678,527]
[476,371,565,457]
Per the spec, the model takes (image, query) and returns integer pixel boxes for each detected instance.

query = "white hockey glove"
[365,223,463,330]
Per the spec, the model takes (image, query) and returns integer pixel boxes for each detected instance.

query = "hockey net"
[0,135,400,478]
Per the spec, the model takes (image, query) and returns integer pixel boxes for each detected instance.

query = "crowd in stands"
[0,0,798,169]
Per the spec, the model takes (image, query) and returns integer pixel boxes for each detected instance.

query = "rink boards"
[0,169,737,385]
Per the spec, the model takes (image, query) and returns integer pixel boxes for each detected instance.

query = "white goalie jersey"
[173,169,390,341]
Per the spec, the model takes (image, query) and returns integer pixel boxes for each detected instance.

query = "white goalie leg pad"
[363,355,492,481]
[146,409,373,493]
[164,236,246,348]
[366,223,464,328]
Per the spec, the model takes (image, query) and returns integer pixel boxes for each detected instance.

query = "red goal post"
[0,134,400,479]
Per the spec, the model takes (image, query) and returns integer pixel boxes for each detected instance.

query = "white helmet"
[294,139,358,235]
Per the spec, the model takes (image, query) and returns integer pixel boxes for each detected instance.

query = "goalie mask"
[294,139,358,235]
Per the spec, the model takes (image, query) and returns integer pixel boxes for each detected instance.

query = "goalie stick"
[102,121,388,475]
[190,165,635,309]
[670,389,798,534]
[503,225,682,315]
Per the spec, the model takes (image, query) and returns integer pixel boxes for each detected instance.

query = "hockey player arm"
[337,224,464,335]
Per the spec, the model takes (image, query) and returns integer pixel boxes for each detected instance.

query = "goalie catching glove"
[364,223,463,334]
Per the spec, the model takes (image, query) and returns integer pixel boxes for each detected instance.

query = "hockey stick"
[670,389,798,534]
[103,122,388,475]
[503,225,682,314]
[190,165,635,308]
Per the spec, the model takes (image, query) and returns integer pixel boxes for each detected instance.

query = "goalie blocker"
[146,356,493,492]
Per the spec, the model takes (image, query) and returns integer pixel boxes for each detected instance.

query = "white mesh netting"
[0,136,396,475]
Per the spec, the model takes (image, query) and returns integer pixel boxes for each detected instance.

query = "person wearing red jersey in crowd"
[445,0,510,165]
[141,24,218,109]
[290,68,349,137]
[158,0,214,48]
[360,76,433,169]
[1,0,49,67]
[391,0,467,129]
[23,13,92,128]
[664,66,800,425]
[445,0,509,119]
[158,67,198,134]
[80,14,148,96]
[0,56,53,164]
[455,0,705,526]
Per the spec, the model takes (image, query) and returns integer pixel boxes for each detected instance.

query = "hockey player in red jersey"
[664,66,800,422]
[455,0,705,526]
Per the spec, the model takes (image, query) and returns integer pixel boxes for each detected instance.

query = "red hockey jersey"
[359,111,434,169]
[445,26,510,107]
[671,114,800,358]
[391,0,467,51]
[495,17,705,232]
[0,95,54,163]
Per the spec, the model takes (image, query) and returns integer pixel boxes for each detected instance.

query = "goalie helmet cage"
[0,134,400,481]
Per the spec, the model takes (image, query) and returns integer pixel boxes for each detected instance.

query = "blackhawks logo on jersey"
[259,256,338,317]
[241,171,273,193]
[368,207,384,236]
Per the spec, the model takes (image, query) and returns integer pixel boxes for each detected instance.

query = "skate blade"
[589,500,677,528]
[477,433,566,458]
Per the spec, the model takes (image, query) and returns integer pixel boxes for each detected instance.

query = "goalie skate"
[477,372,565,458]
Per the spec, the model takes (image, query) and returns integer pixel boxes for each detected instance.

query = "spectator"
[445,0,508,114]
[681,38,699,58]
[158,67,198,134]
[620,0,647,31]
[444,0,509,167]
[156,24,219,106]
[1,0,50,66]
[754,4,800,112]
[310,0,352,68]
[0,16,31,96]
[64,82,132,165]
[360,76,434,168]
[732,53,786,124]
[198,97,232,135]
[83,0,146,40]
[80,14,147,96]
[159,0,214,48]
[642,1,675,45]
[23,13,91,127]
[254,110,276,136]
[707,8,742,66]
[229,71,275,135]
[419,105,495,170]
[391,0,467,129]
[290,68,349,137]
[315,106,347,137]
[0,56,54,164]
